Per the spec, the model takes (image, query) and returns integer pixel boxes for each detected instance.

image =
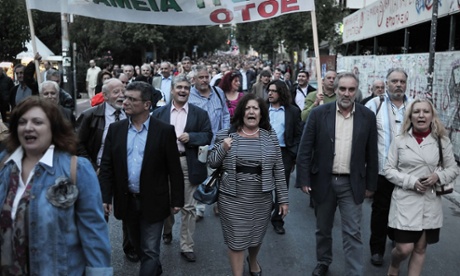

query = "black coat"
[296,102,378,204]
[99,116,184,223]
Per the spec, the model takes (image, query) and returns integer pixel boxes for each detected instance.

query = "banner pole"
[310,11,323,103]
[25,0,42,83]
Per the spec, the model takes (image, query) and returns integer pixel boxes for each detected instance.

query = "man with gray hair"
[153,74,212,262]
[189,65,230,220]
[46,69,74,110]
[153,62,173,107]
[366,68,412,266]
[296,72,378,276]
[39,80,75,126]
[361,79,385,106]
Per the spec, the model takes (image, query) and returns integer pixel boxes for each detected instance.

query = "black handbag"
[193,167,222,205]
[435,137,454,195]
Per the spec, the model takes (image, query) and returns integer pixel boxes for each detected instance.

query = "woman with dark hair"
[384,98,459,276]
[0,96,112,275]
[95,69,113,95]
[218,70,244,117]
[208,93,289,276]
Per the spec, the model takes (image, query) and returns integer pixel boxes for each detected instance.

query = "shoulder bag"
[435,137,454,195]
[193,167,222,205]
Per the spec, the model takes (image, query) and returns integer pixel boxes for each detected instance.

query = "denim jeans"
[125,197,164,276]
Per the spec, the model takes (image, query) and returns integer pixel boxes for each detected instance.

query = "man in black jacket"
[267,79,303,235]
[153,74,212,262]
[76,78,139,262]
[290,70,316,111]
[0,67,14,122]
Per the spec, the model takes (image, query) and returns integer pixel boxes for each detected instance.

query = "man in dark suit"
[99,81,184,275]
[153,74,212,262]
[267,79,302,235]
[77,78,138,260]
[296,72,378,276]
[38,81,75,127]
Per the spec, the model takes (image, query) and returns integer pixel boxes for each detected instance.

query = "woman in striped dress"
[208,94,289,276]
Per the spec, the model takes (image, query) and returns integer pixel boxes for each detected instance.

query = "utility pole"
[61,13,73,102]
[427,0,438,99]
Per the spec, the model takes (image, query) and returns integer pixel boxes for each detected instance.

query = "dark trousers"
[125,196,164,276]
[271,147,295,227]
[369,175,395,255]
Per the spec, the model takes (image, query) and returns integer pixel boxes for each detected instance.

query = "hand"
[315,93,324,106]
[414,180,428,193]
[178,133,189,143]
[301,186,312,195]
[222,137,233,152]
[172,207,181,214]
[103,203,112,217]
[34,52,42,61]
[365,190,374,198]
[419,173,439,188]
[278,203,289,219]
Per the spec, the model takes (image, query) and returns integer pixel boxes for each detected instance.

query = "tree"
[0,0,30,61]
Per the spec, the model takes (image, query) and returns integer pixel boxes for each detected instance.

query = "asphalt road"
[76,98,460,276]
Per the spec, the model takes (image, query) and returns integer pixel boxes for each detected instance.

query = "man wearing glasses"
[100,81,184,275]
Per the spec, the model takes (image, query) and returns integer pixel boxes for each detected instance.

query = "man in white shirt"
[86,60,101,99]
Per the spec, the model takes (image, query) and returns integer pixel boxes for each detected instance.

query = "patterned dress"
[218,136,272,251]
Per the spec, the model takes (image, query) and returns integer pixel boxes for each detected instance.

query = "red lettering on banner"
[209,0,300,23]
[234,3,256,21]
[210,8,234,23]
[259,0,279,18]
[281,0,299,13]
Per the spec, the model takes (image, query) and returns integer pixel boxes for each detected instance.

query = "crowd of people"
[0,53,458,276]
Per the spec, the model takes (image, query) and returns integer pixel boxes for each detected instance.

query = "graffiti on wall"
[338,51,460,160]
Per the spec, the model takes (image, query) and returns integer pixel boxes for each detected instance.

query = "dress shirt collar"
[269,104,285,111]
[128,115,151,131]
[7,145,55,169]
[171,101,189,113]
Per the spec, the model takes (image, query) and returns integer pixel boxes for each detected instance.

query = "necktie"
[114,110,121,121]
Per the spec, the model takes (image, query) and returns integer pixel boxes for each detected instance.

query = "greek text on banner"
[28,0,315,26]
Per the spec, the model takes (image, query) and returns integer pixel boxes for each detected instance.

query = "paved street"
[106,172,460,276]
[76,99,460,276]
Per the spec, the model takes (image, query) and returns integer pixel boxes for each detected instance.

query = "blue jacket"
[0,149,112,276]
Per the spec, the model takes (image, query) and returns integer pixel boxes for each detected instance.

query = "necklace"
[241,128,260,136]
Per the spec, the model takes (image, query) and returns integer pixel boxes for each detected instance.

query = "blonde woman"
[384,99,459,276]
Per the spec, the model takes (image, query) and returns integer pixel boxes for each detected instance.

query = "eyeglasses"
[124,95,144,103]
[268,89,278,93]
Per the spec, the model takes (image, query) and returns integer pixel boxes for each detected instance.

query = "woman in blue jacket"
[0,96,112,275]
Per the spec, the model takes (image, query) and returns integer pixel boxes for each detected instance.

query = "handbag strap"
[375,95,385,115]
[70,155,77,184]
[437,136,443,169]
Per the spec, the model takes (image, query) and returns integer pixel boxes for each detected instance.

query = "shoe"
[273,225,285,235]
[312,263,328,276]
[196,215,203,222]
[181,251,196,262]
[213,204,219,216]
[370,253,383,266]
[125,250,140,262]
[163,233,172,244]
[246,256,262,276]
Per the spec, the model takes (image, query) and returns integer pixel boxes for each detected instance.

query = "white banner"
[342,0,460,43]
[28,0,315,26]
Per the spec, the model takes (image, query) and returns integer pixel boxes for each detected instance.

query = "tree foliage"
[0,0,30,61]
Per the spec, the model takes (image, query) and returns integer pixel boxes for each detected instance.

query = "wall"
[337,51,460,160]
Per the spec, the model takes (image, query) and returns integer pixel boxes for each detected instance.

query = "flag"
[28,0,315,26]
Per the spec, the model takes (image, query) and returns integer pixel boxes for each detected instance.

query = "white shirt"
[7,145,54,219]
[97,103,126,166]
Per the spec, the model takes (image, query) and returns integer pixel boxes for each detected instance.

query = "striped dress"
[218,136,272,251]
